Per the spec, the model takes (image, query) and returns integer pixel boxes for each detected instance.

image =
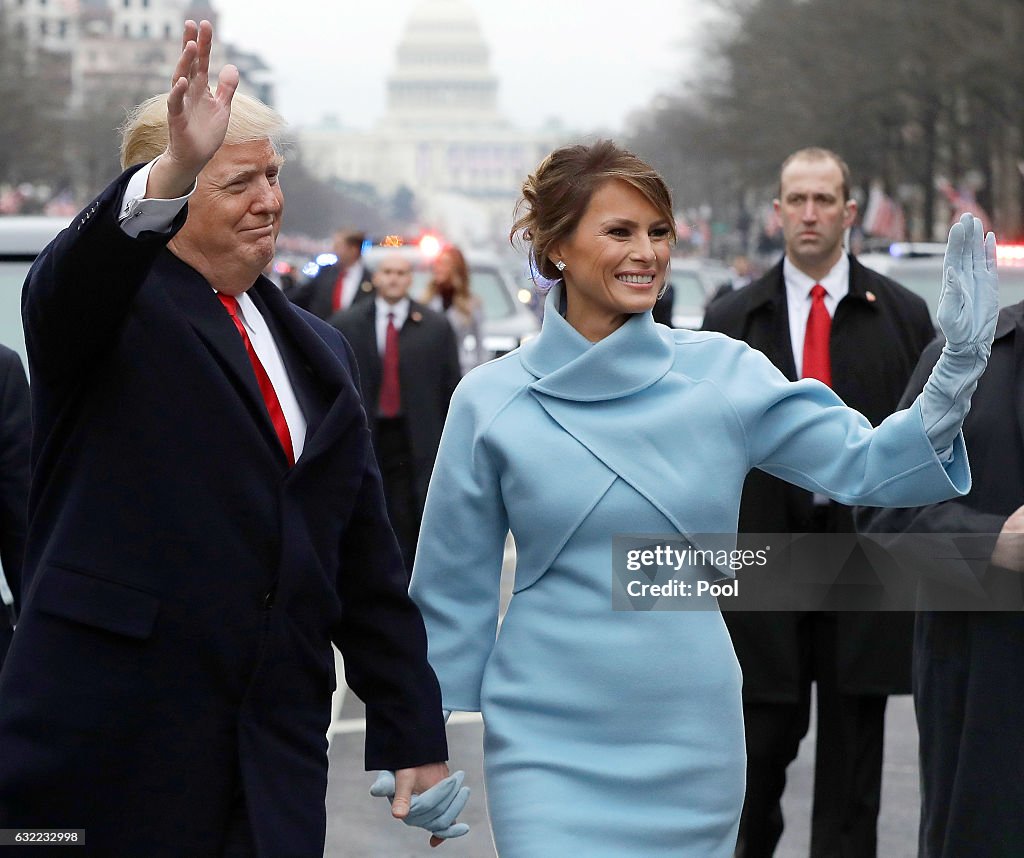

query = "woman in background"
[424,246,486,373]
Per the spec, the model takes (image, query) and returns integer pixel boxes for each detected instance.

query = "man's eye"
[609,228,630,237]
[268,173,280,185]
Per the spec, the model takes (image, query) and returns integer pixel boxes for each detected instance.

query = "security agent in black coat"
[285,230,374,320]
[0,344,29,669]
[331,253,461,573]
[857,300,1024,858]
[701,148,935,857]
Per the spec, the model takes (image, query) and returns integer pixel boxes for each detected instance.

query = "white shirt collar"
[375,296,410,327]
[783,253,850,306]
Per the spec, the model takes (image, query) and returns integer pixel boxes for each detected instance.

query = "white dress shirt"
[338,262,367,310]
[118,157,307,460]
[374,296,410,356]
[784,253,850,503]
[783,253,849,378]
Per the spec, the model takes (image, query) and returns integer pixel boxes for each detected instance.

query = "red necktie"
[802,283,832,387]
[378,312,401,417]
[331,267,348,312]
[217,293,296,465]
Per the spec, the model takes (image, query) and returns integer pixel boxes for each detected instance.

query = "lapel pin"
[362,282,373,292]
[865,291,876,302]
[411,311,422,323]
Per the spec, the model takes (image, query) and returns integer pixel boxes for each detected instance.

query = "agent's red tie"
[378,312,401,417]
[802,283,832,387]
[217,293,295,465]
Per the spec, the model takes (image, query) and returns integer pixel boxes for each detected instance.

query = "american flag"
[862,181,906,241]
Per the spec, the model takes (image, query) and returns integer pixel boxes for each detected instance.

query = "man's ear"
[843,199,858,229]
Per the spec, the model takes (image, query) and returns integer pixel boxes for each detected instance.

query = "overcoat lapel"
[399,300,427,353]
[158,251,281,455]
[744,265,797,381]
[354,301,382,396]
[249,280,332,438]
[160,251,360,470]
[249,279,362,469]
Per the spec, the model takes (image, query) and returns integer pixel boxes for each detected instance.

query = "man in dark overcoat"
[0,22,461,857]
[286,229,374,320]
[702,147,935,857]
[331,253,461,573]
[857,299,1024,858]
[0,343,30,669]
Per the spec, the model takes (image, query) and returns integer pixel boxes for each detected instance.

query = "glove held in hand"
[370,769,470,840]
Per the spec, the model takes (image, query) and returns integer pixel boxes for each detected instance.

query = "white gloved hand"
[920,212,999,458]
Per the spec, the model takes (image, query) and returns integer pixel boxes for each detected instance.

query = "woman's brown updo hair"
[511,139,676,283]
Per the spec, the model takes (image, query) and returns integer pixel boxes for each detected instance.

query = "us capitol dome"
[299,0,564,246]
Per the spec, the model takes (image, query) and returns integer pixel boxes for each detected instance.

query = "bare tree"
[630,0,1024,240]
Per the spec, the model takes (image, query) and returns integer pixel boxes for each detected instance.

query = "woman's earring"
[657,259,671,299]
[555,260,566,272]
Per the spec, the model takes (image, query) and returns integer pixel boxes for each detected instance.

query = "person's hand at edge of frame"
[991,504,1024,573]
[147,19,239,201]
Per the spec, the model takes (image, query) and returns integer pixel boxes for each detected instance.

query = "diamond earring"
[555,260,566,272]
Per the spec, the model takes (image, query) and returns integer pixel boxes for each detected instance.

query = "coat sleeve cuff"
[363,702,449,772]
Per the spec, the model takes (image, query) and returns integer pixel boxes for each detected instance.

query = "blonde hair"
[119,90,288,169]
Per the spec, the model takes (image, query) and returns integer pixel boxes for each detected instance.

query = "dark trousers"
[735,613,887,858]
[376,417,419,577]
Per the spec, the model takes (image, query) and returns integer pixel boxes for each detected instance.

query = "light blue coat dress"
[409,286,969,857]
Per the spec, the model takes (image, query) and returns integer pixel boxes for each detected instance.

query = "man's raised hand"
[149,20,239,199]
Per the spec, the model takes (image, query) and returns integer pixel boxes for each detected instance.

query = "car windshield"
[672,271,709,310]
[886,261,1024,321]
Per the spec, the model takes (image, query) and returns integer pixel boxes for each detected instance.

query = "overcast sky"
[212,0,713,134]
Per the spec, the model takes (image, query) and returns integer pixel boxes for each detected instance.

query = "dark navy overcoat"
[0,168,447,857]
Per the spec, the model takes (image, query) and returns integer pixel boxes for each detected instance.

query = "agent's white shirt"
[783,253,849,378]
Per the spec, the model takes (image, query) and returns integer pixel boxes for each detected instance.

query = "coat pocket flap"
[33,566,160,640]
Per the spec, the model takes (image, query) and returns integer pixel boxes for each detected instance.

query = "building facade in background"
[1,0,272,113]
[299,0,564,248]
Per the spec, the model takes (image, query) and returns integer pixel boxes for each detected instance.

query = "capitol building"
[298,0,565,247]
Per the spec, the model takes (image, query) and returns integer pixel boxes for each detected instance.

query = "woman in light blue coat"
[408,141,998,857]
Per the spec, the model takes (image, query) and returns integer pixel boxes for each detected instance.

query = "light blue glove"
[920,212,999,458]
[370,769,470,840]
